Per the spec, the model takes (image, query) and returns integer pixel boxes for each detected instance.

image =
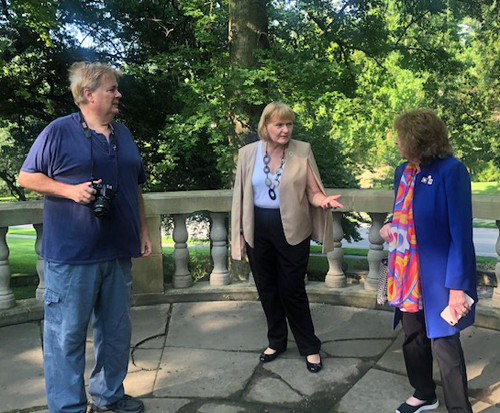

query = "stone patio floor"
[1,301,500,413]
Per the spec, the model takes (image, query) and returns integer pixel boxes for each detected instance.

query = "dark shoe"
[88,403,111,413]
[259,348,286,363]
[306,357,323,373]
[395,398,439,413]
[89,395,144,413]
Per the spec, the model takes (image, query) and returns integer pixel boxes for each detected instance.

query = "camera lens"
[94,197,110,217]
[91,183,116,218]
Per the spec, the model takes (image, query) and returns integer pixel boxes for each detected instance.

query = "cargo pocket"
[43,288,62,324]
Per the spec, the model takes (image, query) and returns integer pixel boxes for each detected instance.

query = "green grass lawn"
[7,237,37,275]
[476,256,497,271]
[473,221,497,229]
[7,227,37,235]
[161,236,209,246]
[12,284,38,300]
[7,237,38,301]
[471,181,500,195]
[0,193,42,203]
[311,246,369,256]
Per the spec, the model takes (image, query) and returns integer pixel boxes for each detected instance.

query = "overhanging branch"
[0,169,26,201]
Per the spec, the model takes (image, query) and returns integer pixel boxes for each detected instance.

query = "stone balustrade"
[1,189,500,313]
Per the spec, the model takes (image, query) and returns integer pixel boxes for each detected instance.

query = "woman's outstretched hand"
[320,195,344,210]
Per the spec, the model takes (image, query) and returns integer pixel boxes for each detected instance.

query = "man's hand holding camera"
[89,180,118,218]
[67,179,102,204]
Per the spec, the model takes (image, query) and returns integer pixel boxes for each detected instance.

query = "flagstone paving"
[1,301,499,412]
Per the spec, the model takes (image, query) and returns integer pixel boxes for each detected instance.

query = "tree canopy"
[1,0,500,199]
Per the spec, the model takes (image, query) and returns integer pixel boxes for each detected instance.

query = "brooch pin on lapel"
[421,175,433,185]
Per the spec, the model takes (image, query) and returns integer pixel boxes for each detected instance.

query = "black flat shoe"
[395,398,439,413]
[306,358,323,373]
[259,348,286,363]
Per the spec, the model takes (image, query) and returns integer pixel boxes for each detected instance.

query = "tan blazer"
[231,139,334,260]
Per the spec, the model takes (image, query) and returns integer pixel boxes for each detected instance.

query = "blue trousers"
[43,259,133,413]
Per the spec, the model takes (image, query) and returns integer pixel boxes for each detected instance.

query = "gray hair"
[69,62,122,106]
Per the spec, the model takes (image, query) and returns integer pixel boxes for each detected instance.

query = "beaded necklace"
[263,141,286,200]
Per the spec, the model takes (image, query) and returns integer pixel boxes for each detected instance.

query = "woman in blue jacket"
[380,109,477,413]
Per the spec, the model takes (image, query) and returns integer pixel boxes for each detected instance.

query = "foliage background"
[1,0,500,200]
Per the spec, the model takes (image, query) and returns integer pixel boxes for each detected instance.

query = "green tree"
[1,0,500,200]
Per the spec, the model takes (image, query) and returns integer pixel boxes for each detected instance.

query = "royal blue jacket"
[392,157,477,338]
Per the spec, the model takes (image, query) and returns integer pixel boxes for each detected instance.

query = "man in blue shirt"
[19,62,151,413]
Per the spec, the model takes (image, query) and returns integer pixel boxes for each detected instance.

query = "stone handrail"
[1,190,499,321]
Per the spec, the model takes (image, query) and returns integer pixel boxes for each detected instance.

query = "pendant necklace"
[263,141,286,200]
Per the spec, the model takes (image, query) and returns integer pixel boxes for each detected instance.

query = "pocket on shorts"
[43,288,62,324]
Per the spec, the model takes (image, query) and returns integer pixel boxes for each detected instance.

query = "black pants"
[246,207,321,356]
[399,310,472,413]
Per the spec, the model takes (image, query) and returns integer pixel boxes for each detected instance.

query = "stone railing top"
[144,189,233,215]
[472,195,500,220]
[0,200,43,227]
[1,190,500,226]
[324,189,393,213]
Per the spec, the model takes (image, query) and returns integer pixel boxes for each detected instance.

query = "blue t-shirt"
[21,113,146,264]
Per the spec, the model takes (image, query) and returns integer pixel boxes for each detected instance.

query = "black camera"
[90,182,117,218]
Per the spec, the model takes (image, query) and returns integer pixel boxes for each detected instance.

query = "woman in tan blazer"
[231,102,342,373]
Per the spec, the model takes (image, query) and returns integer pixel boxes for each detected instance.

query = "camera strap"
[79,112,119,192]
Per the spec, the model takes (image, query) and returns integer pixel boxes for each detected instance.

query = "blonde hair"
[69,62,122,106]
[394,109,453,164]
[258,102,295,141]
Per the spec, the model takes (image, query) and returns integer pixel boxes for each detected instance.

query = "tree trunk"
[228,1,269,278]
[229,0,269,69]
[228,0,269,138]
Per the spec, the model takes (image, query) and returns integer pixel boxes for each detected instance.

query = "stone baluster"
[326,211,346,288]
[495,220,500,301]
[34,224,45,301]
[209,212,230,286]
[0,227,15,309]
[365,213,387,291]
[172,214,193,288]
